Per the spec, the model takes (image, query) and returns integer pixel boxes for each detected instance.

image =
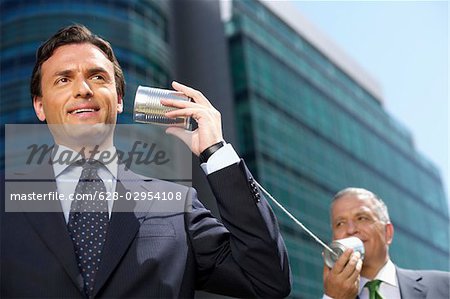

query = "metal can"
[133,85,192,130]
[323,236,365,268]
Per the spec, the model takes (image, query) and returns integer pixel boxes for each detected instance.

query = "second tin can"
[323,236,365,268]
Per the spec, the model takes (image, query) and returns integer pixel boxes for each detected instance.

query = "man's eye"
[92,75,105,81]
[56,78,69,84]
[335,221,344,228]
[357,216,369,221]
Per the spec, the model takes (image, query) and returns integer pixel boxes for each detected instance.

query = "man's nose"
[345,221,358,236]
[73,78,93,98]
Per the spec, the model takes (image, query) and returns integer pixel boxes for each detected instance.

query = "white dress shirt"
[53,145,118,222]
[322,259,401,299]
[358,259,401,299]
[199,143,241,174]
[53,143,240,223]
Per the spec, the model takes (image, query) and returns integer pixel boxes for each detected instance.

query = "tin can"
[323,236,365,268]
[133,85,192,130]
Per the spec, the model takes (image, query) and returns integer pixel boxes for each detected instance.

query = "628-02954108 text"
[9,191,183,201]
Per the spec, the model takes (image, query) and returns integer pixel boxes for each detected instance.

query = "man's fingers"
[349,258,363,282]
[356,257,363,272]
[341,251,361,279]
[165,107,200,119]
[165,106,219,125]
[160,98,196,109]
[324,250,361,299]
[171,81,211,107]
[331,248,353,274]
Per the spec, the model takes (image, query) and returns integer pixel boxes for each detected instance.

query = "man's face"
[331,194,393,274]
[33,43,122,126]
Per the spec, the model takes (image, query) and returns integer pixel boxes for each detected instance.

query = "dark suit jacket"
[1,160,291,298]
[397,266,450,299]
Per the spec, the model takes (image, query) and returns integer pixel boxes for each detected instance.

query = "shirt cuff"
[200,143,240,175]
[322,294,334,299]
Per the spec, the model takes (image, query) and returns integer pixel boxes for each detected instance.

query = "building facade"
[223,0,449,297]
[1,0,173,124]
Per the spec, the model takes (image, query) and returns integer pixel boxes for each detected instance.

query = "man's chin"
[49,123,115,149]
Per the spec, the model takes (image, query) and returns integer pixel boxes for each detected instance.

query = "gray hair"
[332,187,391,223]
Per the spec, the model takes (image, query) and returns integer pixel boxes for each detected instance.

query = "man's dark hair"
[30,24,125,100]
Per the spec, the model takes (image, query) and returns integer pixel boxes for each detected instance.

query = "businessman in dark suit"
[1,24,291,298]
[322,187,449,299]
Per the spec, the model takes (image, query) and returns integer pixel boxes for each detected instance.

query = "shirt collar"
[359,259,398,294]
[51,144,118,179]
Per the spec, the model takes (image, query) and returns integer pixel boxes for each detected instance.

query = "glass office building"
[224,0,449,297]
[1,0,171,125]
[1,0,175,176]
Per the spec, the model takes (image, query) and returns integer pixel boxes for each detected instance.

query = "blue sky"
[292,1,448,201]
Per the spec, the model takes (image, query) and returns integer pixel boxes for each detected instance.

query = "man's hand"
[161,81,223,156]
[323,249,362,299]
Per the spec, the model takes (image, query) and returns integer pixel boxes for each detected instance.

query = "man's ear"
[33,96,46,121]
[385,222,394,245]
[117,96,123,114]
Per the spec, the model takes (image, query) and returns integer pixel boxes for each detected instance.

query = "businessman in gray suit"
[322,187,449,299]
[1,24,291,298]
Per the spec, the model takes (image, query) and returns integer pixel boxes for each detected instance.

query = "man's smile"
[67,102,101,119]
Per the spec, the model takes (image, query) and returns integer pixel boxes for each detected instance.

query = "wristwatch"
[199,141,225,163]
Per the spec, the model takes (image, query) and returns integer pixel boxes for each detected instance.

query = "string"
[254,180,338,258]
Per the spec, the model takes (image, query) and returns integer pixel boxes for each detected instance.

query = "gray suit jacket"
[327,264,449,299]
[1,160,291,298]
[397,266,450,299]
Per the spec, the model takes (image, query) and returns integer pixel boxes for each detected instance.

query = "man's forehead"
[42,43,113,74]
[331,195,376,216]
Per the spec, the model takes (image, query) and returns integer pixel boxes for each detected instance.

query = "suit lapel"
[93,165,153,296]
[24,211,85,292]
[397,267,427,299]
[19,163,84,293]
